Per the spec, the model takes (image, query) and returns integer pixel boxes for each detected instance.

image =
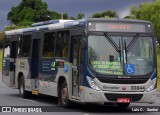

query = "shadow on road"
[14,94,137,113]
[6,93,151,113]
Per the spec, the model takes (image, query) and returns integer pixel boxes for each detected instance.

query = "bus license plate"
[117,98,130,103]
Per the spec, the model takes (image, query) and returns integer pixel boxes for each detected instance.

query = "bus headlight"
[87,76,101,91]
[146,78,157,92]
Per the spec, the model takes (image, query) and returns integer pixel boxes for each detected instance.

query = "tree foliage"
[7,0,85,27]
[68,13,85,20]
[63,13,69,19]
[129,0,160,40]
[91,10,118,18]
[7,0,60,26]
[76,13,85,19]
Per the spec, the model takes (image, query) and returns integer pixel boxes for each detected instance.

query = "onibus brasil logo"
[51,61,56,70]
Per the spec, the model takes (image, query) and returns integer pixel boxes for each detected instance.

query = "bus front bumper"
[83,87,156,104]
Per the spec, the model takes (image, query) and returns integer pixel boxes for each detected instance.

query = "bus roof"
[5,18,151,36]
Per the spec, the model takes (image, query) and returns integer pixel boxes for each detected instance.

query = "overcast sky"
[0,0,153,31]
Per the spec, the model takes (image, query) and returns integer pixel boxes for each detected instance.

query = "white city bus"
[2,18,157,108]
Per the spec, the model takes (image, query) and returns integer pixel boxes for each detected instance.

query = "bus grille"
[98,78,148,84]
[104,93,143,102]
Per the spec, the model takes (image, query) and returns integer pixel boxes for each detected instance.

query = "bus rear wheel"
[59,80,70,107]
[116,103,130,108]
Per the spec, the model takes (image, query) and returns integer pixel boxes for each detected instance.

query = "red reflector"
[117,98,130,103]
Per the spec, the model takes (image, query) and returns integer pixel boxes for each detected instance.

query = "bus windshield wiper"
[124,39,127,63]
[104,33,121,63]
[126,33,140,51]
[104,33,120,52]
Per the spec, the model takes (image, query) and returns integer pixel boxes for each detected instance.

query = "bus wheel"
[19,77,30,98]
[59,80,70,107]
[116,103,130,108]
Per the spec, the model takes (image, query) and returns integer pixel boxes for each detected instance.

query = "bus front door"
[2,41,17,88]
[71,36,82,99]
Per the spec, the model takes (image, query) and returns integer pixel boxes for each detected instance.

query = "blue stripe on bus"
[21,20,86,33]
[64,20,85,28]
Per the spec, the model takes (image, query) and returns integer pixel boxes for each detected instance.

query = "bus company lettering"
[12,107,42,112]
[108,24,130,30]
[103,85,119,90]
[19,62,25,68]
[42,61,51,71]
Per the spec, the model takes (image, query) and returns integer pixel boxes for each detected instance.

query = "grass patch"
[0,49,3,71]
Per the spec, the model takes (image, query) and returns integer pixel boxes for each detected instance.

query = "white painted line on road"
[19,98,40,103]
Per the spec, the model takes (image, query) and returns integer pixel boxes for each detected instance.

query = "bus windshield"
[88,35,154,76]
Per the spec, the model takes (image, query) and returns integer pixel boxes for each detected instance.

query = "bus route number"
[131,86,145,91]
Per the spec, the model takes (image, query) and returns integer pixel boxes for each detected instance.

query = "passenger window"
[17,36,22,57]
[55,31,69,58]
[21,35,31,57]
[4,43,11,58]
[43,32,55,57]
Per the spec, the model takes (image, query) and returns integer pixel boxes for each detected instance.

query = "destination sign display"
[88,22,152,33]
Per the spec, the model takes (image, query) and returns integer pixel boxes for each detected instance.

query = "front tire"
[59,80,70,107]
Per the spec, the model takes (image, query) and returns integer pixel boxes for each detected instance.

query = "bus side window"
[43,32,55,57]
[4,43,11,58]
[73,45,78,66]
[55,31,69,58]
[17,36,22,57]
[10,41,18,58]
[21,35,31,57]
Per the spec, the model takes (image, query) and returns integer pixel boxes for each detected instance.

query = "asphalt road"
[0,74,160,115]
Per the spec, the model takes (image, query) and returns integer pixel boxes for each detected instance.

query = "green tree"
[7,0,61,26]
[91,10,118,18]
[63,13,69,19]
[76,13,85,19]
[49,11,61,19]
[92,13,101,18]
[123,15,136,19]
[129,0,160,40]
